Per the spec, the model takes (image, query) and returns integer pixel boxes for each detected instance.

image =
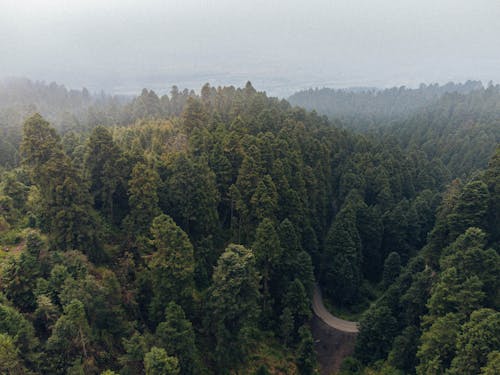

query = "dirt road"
[312,286,359,333]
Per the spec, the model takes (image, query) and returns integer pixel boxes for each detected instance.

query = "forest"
[0,79,498,374]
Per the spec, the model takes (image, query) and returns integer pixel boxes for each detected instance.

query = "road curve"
[312,285,359,333]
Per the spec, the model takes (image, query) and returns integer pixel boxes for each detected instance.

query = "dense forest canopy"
[289,81,500,180]
[0,79,498,374]
[288,81,485,127]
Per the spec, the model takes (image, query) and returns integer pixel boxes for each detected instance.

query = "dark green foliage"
[339,357,363,375]
[124,162,160,236]
[322,206,362,305]
[382,252,401,289]
[447,179,489,239]
[416,313,462,375]
[84,126,125,223]
[46,299,92,374]
[388,326,419,373]
[279,307,294,347]
[483,146,500,245]
[155,302,199,375]
[448,309,500,375]
[208,244,261,371]
[296,325,316,375]
[120,332,148,374]
[148,214,194,325]
[252,218,281,325]
[355,304,398,364]
[21,114,104,261]
[282,279,312,343]
[1,231,43,311]
[0,303,39,369]
[159,153,219,241]
[0,81,498,374]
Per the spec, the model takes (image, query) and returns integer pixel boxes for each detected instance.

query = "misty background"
[1,0,499,97]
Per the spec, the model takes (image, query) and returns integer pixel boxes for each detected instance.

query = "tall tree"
[322,206,362,304]
[144,347,180,375]
[148,214,195,325]
[84,126,124,222]
[21,114,103,261]
[124,162,160,236]
[155,302,199,375]
[208,244,261,371]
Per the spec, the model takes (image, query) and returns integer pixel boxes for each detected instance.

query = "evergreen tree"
[322,206,362,305]
[448,309,500,375]
[124,162,160,236]
[252,218,281,323]
[148,214,195,324]
[144,347,180,375]
[382,252,401,289]
[155,302,199,375]
[21,114,103,261]
[296,325,316,375]
[84,126,124,222]
[208,244,261,371]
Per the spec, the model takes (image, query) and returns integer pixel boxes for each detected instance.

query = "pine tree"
[322,206,362,305]
[124,162,160,236]
[208,244,261,371]
[148,214,194,325]
[155,302,199,375]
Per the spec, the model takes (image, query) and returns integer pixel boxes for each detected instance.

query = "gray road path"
[312,286,359,333]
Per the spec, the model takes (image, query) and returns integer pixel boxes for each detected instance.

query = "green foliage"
[382,252,401,289]
[448,180,489,239]
[448,309,500,375]
[416,313,462,375]
[148,214,195,325]
[21,114,103,261]
[339,356,363,375]
[322,206,362,305]
[159,153,219,240]
[0,303,38,368]
[155,302,199,374]
[480,351,500,375]
[1,81,498,374]
[283,279,311,342]
[208,244,261,370]
[387,326,419,373]
[124,162,160,236]
[1,231,43,311]
[279,307,294,347]
[0,333,23,374]
[46,299,92,372]
[252,218,281,325]
[84,126,125,223]
[144,347,180,375]
[296,326,316,375]
[120,332,148,374]
[355,305,398,364]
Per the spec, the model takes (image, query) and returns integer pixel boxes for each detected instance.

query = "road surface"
[312,285,359,333]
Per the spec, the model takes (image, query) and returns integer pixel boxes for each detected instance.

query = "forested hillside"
[0,78,194,169]
[349,146,500,375]
[288,81,484,129]
[0,81,498,374]
[290,82,500,180]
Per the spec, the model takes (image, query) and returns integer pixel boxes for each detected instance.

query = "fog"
[1,0,499,96]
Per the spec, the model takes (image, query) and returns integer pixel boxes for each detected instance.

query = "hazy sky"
[1,0,499,96]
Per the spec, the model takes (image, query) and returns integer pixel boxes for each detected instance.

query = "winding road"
[312,285,359,333]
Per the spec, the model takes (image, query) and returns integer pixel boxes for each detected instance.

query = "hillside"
[0,81,498,374]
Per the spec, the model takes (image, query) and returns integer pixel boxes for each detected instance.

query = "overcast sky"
[1,0,499,96]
